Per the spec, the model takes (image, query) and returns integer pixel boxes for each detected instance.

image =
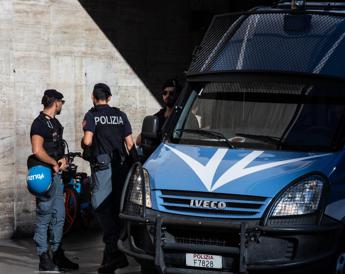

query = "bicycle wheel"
[79,177,95,228]
[63,187,78,235]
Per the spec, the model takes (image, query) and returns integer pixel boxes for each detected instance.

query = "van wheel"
[336,253,345,274]
[141,263,158,274]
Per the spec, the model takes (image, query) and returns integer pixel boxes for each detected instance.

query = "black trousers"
[94,160,130,260]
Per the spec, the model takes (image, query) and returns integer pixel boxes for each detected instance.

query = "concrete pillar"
[0,0,15,239]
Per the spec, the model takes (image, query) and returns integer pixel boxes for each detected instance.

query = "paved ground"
[1,228,336,274]
[0,229,141,274]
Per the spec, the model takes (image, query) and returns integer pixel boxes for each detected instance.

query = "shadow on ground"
[0,228,140,274]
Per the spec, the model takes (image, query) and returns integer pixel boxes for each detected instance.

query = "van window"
[172,79,345,151]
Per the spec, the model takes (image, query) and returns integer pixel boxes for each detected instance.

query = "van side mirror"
[140,115,160,161]
[141,115,159,139]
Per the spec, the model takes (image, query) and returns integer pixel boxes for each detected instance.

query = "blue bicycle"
[61,152,94,235]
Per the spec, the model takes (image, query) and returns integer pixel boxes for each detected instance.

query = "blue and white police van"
[119,1,345,273]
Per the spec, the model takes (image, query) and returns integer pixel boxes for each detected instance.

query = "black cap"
[43,89,64,100]
[93,83,112,98]
[162,79,178,90]
[161,78,182,96]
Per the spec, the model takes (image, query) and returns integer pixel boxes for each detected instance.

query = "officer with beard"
[29,89,79,272]
[81,83,136,274]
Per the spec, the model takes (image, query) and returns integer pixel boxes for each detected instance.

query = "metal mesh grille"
[197,78,345,102]
[202,81,305,95]
[175,234,226,247]
[167,225,240,248]
[189,14,241,73]
[188,11,345,78]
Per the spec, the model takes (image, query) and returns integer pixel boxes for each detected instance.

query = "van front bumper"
[118,210,342,274]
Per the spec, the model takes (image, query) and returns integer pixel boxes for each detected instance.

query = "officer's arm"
[82,131,94,147]
[124,135,134,152]
[31,135,59,168]
[135,134,142,146]
[125,134,139,162]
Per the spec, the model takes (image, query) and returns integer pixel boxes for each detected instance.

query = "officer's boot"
[53,247,79,271]
[98,248,129,274]
[39,252,59,272]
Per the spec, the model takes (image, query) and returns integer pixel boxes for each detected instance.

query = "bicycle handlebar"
[66,152,82,163]
[69,152,82,158]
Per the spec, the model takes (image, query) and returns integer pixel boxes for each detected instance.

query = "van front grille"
[157,190,270,219]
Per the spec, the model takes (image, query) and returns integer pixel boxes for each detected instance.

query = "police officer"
[29,89,79,272]
[81,83,135,274]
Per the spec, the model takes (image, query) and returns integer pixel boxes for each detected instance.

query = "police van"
[118,1,345,273]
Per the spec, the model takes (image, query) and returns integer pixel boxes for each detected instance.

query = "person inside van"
[136,78,182,145]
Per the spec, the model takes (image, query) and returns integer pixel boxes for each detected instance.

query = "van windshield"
[172,79,345,151]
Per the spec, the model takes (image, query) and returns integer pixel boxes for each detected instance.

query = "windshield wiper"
[175,129,234,149]
[235,133,282,146]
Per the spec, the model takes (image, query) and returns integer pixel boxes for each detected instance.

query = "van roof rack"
[275,1,345,10]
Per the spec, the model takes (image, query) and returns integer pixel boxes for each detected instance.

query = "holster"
[94,154,111,171]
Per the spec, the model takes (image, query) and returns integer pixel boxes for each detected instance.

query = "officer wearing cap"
[29,89,79,272]
[81,83,136,274]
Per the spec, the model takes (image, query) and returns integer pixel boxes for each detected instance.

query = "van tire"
[333,230,345,274]
[140,263,158,274]
[335,253,345,274]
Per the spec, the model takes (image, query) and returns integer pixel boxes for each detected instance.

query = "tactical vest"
[38,113,65,160]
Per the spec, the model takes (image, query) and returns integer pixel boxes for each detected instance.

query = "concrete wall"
[0,0,160,238]
[0,0,16,239]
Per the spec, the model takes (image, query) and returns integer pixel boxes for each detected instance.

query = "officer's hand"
[58,157,68,171]
[52,163,60,174]
[81,138,87,149]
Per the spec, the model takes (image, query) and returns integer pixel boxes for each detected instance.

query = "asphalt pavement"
[0,229,141,274]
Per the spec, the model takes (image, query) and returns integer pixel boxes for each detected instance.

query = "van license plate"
[186,253,222,269]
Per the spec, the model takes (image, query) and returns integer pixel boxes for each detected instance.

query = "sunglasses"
[162,90,175,96]
[58,99,65,105]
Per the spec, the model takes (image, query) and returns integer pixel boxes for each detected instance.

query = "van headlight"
[270,175,324,217]
[129,166,152,208]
